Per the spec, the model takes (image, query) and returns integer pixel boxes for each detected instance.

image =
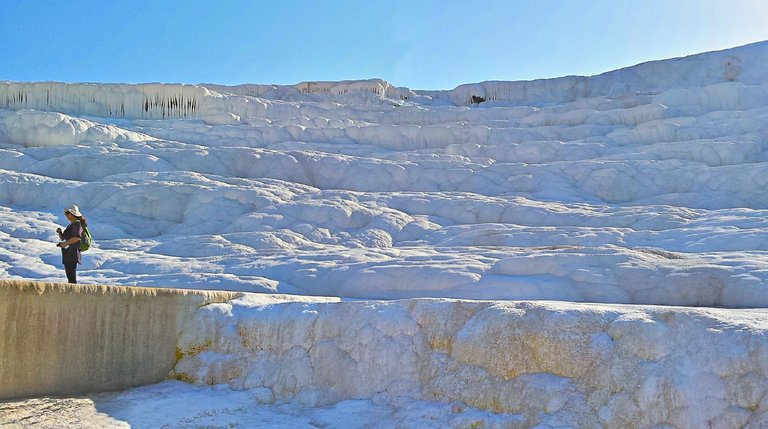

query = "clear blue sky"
[2,0,768,90]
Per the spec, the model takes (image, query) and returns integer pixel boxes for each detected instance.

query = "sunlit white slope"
[437,40,768,105]
[0,41,767,305]
[2,41,768,429]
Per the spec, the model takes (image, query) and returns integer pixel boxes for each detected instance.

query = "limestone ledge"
[1,279,239,300]
[4,279,768,428]
[0,280,336,400]
[175,297,768,429]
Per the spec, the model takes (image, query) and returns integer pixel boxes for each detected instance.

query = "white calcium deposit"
[2,41,768,428]
[173,297,768,428]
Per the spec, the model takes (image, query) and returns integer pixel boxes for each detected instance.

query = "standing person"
[56,205,86,284]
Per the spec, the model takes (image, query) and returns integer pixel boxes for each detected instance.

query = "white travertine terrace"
[3,41,768,427]
[175,296,768,428]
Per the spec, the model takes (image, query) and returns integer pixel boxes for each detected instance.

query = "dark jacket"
[61,221,83,264]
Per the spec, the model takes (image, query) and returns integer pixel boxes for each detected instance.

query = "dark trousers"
[64,262,77,284]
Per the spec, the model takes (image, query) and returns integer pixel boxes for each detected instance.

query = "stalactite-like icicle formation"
[0,80,418,123]
[0,82,214,120]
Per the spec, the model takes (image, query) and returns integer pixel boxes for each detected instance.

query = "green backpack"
[80,223,93,251]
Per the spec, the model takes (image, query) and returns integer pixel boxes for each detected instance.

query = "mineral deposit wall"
[0,280,240,400]
[174,297,768,428]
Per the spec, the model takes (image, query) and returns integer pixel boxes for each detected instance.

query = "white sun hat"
[65,205,82,217]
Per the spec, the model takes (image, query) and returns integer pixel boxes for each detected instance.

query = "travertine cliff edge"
[4,281,768,427]
[176,296,768,428]
[0,280,240,400]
